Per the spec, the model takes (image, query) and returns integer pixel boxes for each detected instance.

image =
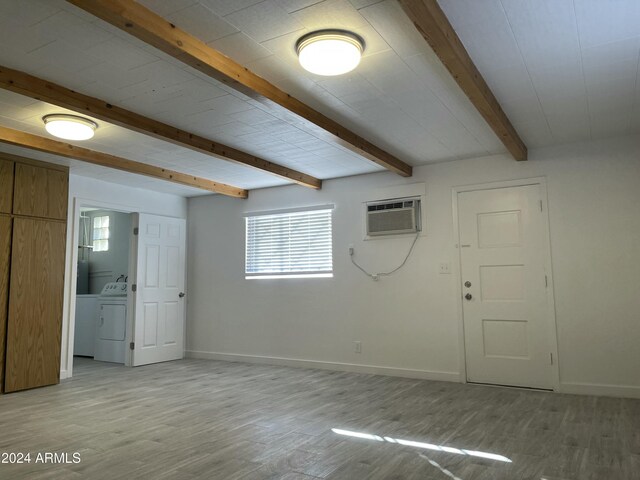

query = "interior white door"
[132,213,186,366]
[458,184,552,389]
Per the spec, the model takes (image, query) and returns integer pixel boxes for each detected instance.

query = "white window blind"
[92,215,109,252]
[245,207,333,278]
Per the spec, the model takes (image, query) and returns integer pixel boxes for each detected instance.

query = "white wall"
[187,135,640,398]
[61,175,187,378]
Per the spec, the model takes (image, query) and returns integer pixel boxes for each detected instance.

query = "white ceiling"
[440,0,640,146]
[0,0,638,197]
[0,88,292,192]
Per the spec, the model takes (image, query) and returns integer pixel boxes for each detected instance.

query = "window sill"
[245,273,333,280]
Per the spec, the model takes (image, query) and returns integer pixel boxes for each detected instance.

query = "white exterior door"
[132,213,186,366]
[458,184,553,389]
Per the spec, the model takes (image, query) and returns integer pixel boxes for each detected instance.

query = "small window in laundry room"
[92,215,110,252]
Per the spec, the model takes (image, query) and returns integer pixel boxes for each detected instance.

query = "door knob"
[178,292,185,298]
[464,281,471,288]
[465,293,472,301]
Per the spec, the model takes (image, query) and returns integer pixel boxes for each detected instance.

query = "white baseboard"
[559,381,640,399]
[186,350,460,383]
[186,351,640,399]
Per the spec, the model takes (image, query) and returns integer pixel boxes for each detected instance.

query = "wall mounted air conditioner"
[366,197,421,237]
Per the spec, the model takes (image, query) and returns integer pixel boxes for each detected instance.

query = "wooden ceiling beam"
[66,0,413,177]
[398,0,528,161]
[0,65,321,189]
[0,126,248,198]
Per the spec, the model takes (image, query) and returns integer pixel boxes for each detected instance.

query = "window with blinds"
[245,206,334,279]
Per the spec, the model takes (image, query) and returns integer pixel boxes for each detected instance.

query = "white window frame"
[244,205,334,280]
[92,215,110,252]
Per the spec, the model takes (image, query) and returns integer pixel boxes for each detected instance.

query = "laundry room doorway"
[69,200,187,376]
[73,205,133,369]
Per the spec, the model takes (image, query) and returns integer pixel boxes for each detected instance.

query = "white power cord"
[349,233,420,281]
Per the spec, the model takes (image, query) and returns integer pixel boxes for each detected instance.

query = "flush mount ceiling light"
[296,30,365,76]
[42,114,98,141]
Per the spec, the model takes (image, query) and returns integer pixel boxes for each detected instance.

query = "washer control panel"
[100,282,128,297]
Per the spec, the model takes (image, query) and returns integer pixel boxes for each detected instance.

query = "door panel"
[0,216,11,391]
[132,214,186,366]
[458,185,551,389]
[143,303,158,347]
[13,164,68,220]
[13,164,47,218]
[94,301,127,364]
[99,304,126,341]
[4,218,66,392]
[0,159,13,214]
[46,169,68,220]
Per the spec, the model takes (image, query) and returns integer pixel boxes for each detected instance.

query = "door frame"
[451,177,560,391]
[64,197,138,377]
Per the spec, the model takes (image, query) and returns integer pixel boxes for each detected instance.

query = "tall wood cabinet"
[0,154,68,393]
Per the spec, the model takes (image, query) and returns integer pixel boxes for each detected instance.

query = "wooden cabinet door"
[13,164,68,220]
[13,164,47,218]
[0,216,11,392]
[0,159,13,214]
[46,169,68,220]
[4,218,66,392]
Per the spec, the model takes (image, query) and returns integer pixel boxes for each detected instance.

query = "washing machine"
[94,282,128,364]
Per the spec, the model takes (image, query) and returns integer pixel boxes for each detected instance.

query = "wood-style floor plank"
[0,358,638,479]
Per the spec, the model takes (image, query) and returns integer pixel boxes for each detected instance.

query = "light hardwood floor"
[0,357,638,479]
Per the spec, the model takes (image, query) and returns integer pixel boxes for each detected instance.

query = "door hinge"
[550,352,553,365]
[130,342,135,350]
[131,284,137,292]
[545,275,548,287]
[540,200,543,212]
[133,227,139,235]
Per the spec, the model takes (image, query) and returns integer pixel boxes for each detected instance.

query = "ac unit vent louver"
[366,198,421,236]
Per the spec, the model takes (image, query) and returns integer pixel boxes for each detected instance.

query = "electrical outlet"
[354,341,361,354]
[439,262,451,274]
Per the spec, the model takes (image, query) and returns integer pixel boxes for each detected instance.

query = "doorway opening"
[74,207,133,370]
[67,201,187,378]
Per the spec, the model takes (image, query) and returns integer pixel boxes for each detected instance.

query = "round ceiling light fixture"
[42,114,98,141]
[296,30,365,76]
